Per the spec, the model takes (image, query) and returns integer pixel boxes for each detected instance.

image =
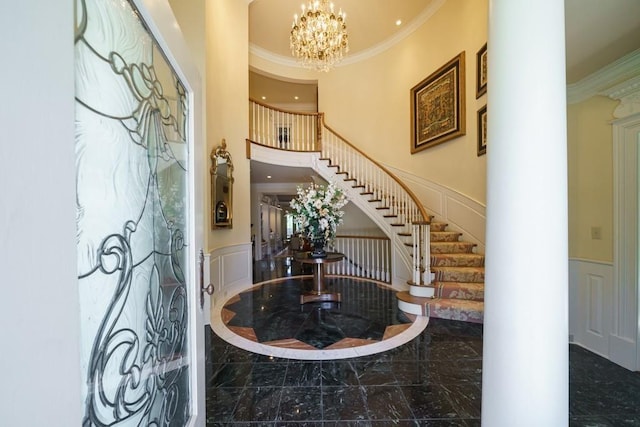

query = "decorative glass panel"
[75,0,191,425]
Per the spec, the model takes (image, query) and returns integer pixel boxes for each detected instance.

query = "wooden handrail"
[322,123,430,224]
[335,234,390,240]
[245,138,319,155]
[249,98,322,117]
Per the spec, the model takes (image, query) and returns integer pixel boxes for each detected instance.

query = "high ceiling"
[249,0,640,84]
[248,0,640,188]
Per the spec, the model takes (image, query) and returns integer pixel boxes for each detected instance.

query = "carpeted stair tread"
[431,253,485,267]
[430,222,448,232]
[425,298,484,323]
[431,241,476,254]
[396,292,484,323]
[432,281,484,301]
[432,266,485,283]
[430,231,462,242]
[396,213,484,323]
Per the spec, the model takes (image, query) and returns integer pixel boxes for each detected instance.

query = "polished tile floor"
[205,252,640,426]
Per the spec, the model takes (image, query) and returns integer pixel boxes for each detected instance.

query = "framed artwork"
[476,43,487,98]
[477,105,487,156]
[410,52,466,153]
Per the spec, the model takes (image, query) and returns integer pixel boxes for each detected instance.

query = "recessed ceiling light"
[395,19,402,26]
[261,96,266,100]
[266,175,272,179]
[294,96,299,100]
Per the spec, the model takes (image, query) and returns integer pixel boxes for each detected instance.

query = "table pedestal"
[294,252,344,304]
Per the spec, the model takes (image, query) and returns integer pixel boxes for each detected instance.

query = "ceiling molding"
[567,48,640,104]
[601,75,640,119]
[339,0,446,67]
[249,0,446,70]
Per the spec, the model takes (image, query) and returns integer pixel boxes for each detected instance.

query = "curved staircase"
[397,221,484,323]
[248,99,485,323]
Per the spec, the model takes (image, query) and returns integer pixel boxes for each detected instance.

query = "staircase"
[248,99,485,323]
[397,221,484,323]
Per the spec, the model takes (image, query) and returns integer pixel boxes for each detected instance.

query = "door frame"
[612,113,640,371]
[132,0,206,424]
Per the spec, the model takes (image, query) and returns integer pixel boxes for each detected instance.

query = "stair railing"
[249,98,322,151]
[321,125,427,230]
[327,235,392,283]
[248,99,432,287]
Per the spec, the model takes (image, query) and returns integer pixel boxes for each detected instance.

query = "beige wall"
[251,0,488,205]
[170,0,251,252]
[204,1,251,251]
[171,0,620,265]
[567,96,617,262]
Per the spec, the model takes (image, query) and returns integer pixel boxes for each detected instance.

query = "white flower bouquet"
[289,182,348,254]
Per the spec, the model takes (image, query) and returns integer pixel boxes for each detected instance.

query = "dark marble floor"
[224,277,412,349]
[205,252,640,426]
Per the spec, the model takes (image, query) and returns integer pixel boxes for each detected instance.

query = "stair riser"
[409,286,435,298]
[431,243,476,254]
[425,301,484,324]
[396,292,484,323]
[430,223,448,232]
[431,255,485,267]
[408,283,484,301]
[434,285,484,301]
[432,270,484,283]
[430,232,462,242]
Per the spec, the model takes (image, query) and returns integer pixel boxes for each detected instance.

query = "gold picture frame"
[411,52,466,153]
[476,43,487,98]
[210,139,234,229]
[477,105,487,156]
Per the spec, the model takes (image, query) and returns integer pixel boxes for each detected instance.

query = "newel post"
[411,221,431,286]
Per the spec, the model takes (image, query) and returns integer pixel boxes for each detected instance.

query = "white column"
[482,1,568,426]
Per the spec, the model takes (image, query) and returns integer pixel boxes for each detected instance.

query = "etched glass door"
[75,0,199,424]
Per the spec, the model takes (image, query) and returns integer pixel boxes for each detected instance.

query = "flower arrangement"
[289,182,348,255]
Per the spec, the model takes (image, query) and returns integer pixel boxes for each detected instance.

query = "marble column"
[482,1,568,425]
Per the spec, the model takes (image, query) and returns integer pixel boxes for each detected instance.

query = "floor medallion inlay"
[211,276,429,360]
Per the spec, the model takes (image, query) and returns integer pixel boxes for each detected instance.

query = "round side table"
[294,252,344,304]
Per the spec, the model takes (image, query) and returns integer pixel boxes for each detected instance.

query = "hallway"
[205,253,640,426]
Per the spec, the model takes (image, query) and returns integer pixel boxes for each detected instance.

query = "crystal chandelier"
[290,0,349,72]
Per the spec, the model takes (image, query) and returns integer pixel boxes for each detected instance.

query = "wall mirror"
[210,139,233,229]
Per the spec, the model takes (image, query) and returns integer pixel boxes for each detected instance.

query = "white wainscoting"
[569,258,614,360]
[207,243,253,325]
[383,165,486,253]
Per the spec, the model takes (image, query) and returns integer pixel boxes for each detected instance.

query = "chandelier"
[290,0,349,72]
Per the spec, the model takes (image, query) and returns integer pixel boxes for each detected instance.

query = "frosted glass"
[75,0,191,425]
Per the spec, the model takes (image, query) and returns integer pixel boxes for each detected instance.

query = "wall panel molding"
[208,242,253,323]
[569,258,613,361]
[384,165,486,253]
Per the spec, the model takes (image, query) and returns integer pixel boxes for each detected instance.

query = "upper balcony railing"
[249,99,322,152]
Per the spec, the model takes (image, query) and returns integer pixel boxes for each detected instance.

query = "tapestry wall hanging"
[410,51,466,153]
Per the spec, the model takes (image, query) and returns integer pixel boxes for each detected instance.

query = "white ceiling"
[249,0,640,84]
[249,0,640,187]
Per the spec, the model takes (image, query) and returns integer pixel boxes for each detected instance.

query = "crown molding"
[249,0,446,71]
[567,48,640,104]
[340,0,446,67]
[600,75,640,119]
